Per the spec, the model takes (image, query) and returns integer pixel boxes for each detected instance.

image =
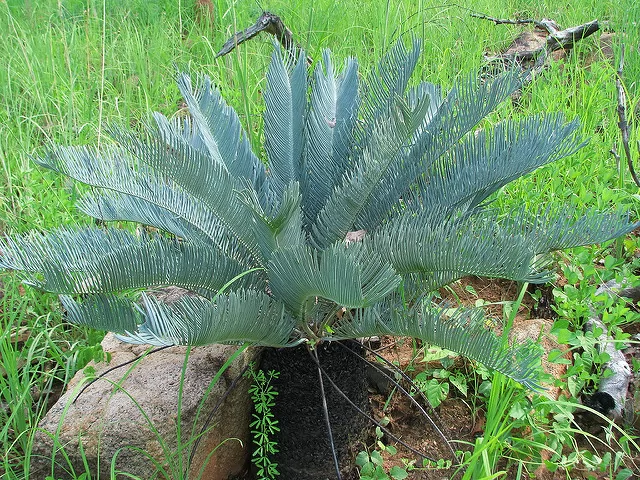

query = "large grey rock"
[31,333,258,480]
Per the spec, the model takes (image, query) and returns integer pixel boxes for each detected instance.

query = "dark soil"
[259,341,370,480]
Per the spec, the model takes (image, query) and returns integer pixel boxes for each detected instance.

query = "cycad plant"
[0,40,635,391]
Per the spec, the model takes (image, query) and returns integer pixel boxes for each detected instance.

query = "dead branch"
[614,44,640,188]
[545,20,600,51]
[474,14,601,82]
[470,13,559,34]
[216,11,311,64]
[610,146,621,170]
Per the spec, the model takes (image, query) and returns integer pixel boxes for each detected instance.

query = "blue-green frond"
[411,71,522,172]
[412,115,584,218]
[76,189,216,246]
[366,214,551,291]
[173,74,269,203]
[61,291,296,347]
[60,294,142,336]
[360,38,421,123]
[310,111,417,249]
[354,95,435,230]
[109,125,276,261]
[345,242,402,302]
[263,45,308,201]
[37,145,253,260]
[330,301,542,389]
[0,227,258,295]
[353,71,523,232]
[407,81,443,132]
[504,206,640,253]
[269,182,305,248]
[268,244,400,317]
[302,50,360,228]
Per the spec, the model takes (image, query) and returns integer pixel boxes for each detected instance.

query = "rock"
[31,333,258,480]
[509,318,569,400]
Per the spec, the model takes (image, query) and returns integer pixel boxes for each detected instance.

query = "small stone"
[509,318,569,400]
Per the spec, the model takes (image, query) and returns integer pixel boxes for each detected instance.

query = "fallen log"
[583,280,639,419]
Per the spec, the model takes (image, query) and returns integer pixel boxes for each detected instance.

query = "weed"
[412,354,468,409]
[356,417,411,480]
[246,367,280,480]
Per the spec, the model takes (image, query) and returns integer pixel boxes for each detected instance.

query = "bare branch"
[470,13,558,34]
[614,44,640,188]
[610,145,621,170]
[545,20,600,51]
[216,11,312,64]
[475,14,601,85]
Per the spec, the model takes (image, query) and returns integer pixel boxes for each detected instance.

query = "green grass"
[1,0,639,478]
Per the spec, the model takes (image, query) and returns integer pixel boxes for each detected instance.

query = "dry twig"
[216,11,311,63]
[613,44,640,188]
[470,13,559,34]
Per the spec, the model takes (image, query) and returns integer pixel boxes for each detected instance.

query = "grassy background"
[1,0,638,233]
[1,0,639,478]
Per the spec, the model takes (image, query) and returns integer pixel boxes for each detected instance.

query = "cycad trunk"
[259,341,370,479]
